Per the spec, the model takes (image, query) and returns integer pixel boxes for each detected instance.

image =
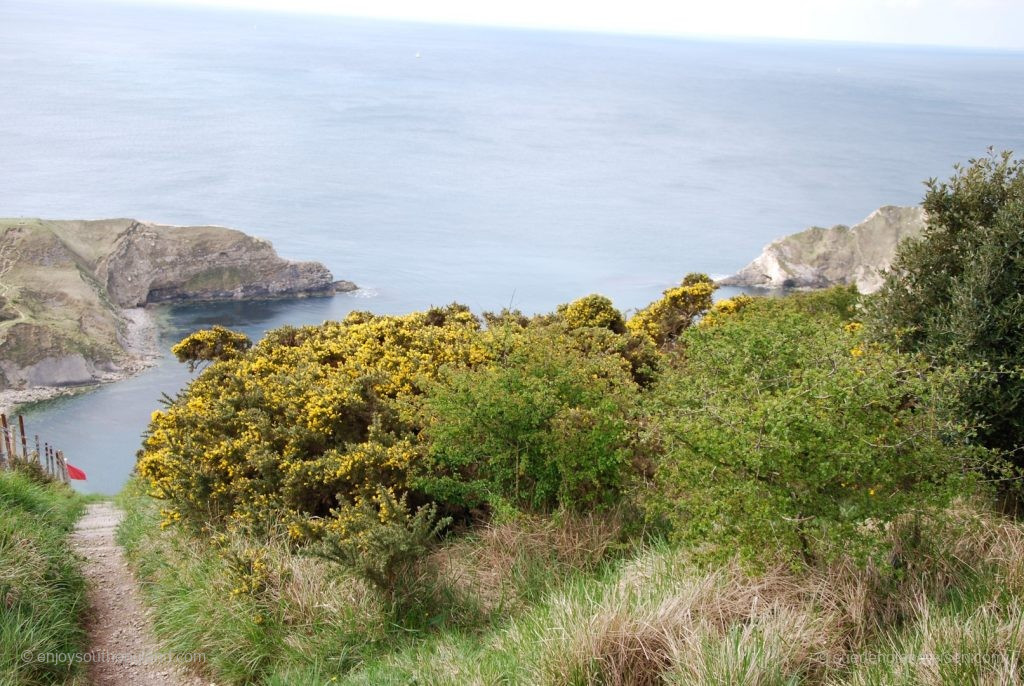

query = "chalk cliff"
[719,206,925,293]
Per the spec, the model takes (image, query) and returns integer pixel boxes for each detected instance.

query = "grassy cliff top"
[0,217,337,393]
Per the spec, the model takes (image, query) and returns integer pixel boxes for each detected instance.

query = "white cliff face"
[719,206,926,294]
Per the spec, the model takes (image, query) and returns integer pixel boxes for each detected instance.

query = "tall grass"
[118,474,1024,685]
[115,478,626,685]
[0,468,87,686]
[117,477,380,683]
[343,504,1024,685]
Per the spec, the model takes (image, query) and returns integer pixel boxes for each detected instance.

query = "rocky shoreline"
[0,307,159,416]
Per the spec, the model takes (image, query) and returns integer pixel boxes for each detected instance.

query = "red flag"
[66,463,87,480]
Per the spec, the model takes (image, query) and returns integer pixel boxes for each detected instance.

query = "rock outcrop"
[719,206,925,293]
[95,220,338,306]
[0,217,354,397]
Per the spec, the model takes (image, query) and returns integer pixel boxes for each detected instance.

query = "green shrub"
[481,307,531,329]
[868,150,1024,459]
[418,324,640,514]
[644,295,987,565]
[303,487,450,603]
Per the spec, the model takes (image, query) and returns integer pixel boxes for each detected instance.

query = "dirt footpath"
[71,502,209,686]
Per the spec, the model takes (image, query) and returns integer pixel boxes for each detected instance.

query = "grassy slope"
[116,478,624,685]
[0,219,128,386]
[118,474,1024,686]
[0,469,88,686]
[0,217,329,391]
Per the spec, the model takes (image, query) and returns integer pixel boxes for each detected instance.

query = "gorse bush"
[558,294,626,333]
[172,324,253,371]
[697,293,754,328]
[627,273,715,346]
[643,291,988,565]
[138,282,704,566]
[303,486,451,602]
[139,304,489,530]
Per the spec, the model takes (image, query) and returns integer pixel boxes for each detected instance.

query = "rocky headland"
[719,205,925,293]
[0,217,355,413]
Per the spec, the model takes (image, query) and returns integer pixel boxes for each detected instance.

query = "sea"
[2,0,1023,493]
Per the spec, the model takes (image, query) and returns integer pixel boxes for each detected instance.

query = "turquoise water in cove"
[2,0,1024,493]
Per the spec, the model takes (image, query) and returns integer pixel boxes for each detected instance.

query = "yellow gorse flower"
[137,305,492,535]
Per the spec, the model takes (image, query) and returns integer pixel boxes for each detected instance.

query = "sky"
[119,0,1024,50]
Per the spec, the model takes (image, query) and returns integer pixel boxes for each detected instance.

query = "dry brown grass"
[524,503,1024,686]
[121,483,1024,685]
[536,559,839,685]
[430,511,624,616]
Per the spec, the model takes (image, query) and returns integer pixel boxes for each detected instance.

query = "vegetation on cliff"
[0,217,343,396]
[121,287,1019,685]
[115,153,1023,684]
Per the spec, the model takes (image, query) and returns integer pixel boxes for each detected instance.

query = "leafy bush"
[140,291,674,534]
[417,324,640,514]
[644,292,987,565]
[868,150,1024,459]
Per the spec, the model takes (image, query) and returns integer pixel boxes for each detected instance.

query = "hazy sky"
[122,0,1024,49]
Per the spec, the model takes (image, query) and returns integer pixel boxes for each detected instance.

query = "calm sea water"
[3,0,1023,492]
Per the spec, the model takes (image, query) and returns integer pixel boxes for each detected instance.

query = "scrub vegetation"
[116,153,1024,684]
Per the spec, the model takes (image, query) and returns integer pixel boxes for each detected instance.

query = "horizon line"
[84,0,1024,54]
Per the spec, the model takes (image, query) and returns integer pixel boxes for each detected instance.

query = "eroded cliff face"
[97,221,335,307]
[719,206,925,293]
[0,218,353,395]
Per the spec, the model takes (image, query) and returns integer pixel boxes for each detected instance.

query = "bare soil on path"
[71,502,209,686]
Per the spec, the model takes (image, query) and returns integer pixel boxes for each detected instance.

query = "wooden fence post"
[0,416,68,481]
[18,415,28,461]
[58,451,69,484]
[0,414,13,466]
